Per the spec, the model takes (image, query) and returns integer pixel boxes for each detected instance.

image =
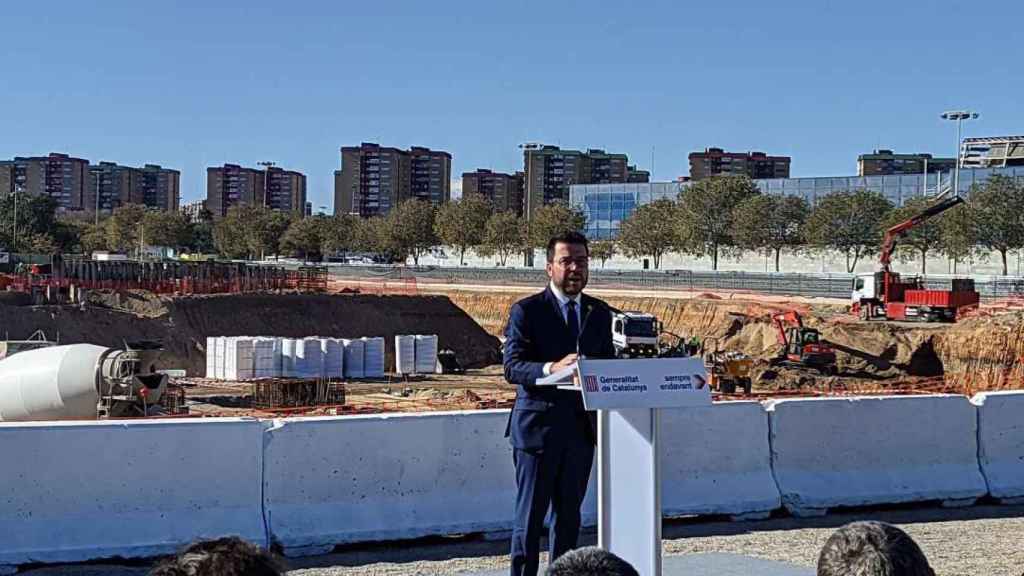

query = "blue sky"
[2,0,1022,210]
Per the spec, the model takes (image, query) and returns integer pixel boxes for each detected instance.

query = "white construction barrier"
[0,418,266,570]
[661,401,780,519]
[767,395,987,517]
[262,411,516,556]
[973,391,1024,504]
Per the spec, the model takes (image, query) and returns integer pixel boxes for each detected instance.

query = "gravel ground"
[18,504,1024,576]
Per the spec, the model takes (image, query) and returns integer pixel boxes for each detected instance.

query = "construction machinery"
[0,341,171,421]
[702,338,753,394]
[852,194,979,322]
[611,311,662,358]
[771,311,837,375]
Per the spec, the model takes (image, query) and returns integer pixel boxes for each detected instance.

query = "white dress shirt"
[542,281,583,376]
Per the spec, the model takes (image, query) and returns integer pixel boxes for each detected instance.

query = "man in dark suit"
[504,231,616,576]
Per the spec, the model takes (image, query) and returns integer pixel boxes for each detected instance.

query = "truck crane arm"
[879,194,965,271]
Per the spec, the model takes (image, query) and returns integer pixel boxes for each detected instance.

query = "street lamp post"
[940,110,979,196]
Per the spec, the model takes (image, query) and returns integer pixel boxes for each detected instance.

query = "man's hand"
[550,354,578,373]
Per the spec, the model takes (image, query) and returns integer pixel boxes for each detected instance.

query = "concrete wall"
[767,395,988,516]
[3,393,1024,569]
[0,418,265,568]
[262,411,516,556]
[972,391,1024,503]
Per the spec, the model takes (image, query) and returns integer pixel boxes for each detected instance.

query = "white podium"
[539,357,710,576]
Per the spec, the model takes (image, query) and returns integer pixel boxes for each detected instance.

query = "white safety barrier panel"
[973,391,1024,504]
[263,411,515,556]
[661,401,780,519]
[767,395,987,517]
[0,418,266,570]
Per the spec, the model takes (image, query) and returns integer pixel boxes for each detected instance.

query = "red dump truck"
[851,195,980,322]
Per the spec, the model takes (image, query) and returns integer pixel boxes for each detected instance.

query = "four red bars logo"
[583,375,599,392]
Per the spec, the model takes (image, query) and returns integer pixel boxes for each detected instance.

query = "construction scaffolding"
[251,379,346,409]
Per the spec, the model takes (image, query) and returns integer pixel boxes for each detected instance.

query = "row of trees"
[616,174,1024,275]
[4,174,1023,275]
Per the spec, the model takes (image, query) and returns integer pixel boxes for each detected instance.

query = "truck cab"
[611,311,661,358]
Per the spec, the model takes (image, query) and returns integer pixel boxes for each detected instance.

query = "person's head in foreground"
[817,521,935,576]
[546,231,590,297]
[546,546,639,576]
[149,536,285,576]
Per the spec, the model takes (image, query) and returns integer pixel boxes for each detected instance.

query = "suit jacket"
[503,286,616,450]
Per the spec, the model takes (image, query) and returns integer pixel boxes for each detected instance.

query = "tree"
[321,214,358,256]
[617,199,677,269]
[434,194,491,265]
[212,207,250,258]
[249,210,292,259]
[76,222,110,254]
[387,199,437,265]
[526,203,586,250]
[478,211,525,266]
[589,240,616,268]
[804,190,893,273]
[881,195,948,275]
[106,204,149,254]
[185,221,216,254]
[969,175,1024,275]
[281,216,328,262]
[676,176,759,270]
[732,194,809,272]
[938,202,979,274]
[0,194,69,252]
[143,211,191,251]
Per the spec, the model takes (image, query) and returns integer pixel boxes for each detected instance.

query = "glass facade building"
[572,167,1024,240]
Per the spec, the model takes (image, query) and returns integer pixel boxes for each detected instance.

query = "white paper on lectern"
[535,365,576,386]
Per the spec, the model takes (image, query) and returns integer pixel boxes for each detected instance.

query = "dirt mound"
[84,289,169,318]
[0,293,500,375]
[443,289,994,386]
[935,311,1024,391]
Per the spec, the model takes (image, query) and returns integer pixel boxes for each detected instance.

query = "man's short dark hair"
[546,546,639,576]
[817,521,934,576]
[546,231,590,263]
[149,536,285,576]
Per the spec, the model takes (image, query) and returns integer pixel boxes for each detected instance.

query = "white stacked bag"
[414,335,439,374]
[322,338,345,379]
[395,335,417,375]
[253,337,281,379]
[342,339,365,379]
[394,334,440,375]
[362,337,385,378]
[294,338,324,379]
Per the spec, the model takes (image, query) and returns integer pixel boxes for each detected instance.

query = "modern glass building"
[571,166,1024,240]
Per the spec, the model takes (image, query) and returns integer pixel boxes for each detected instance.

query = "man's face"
[546,241,589,296]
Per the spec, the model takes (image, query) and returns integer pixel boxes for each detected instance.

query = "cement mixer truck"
[0,342,169,422]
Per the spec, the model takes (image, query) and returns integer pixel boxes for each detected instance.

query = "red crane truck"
[851,194,979,322]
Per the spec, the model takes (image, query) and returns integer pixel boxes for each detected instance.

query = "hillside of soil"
[0,291,501,375]
[442,289,1024,392]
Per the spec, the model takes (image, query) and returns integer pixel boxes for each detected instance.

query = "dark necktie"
[566,300,580,345]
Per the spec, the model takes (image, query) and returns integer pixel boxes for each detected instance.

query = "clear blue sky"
[3,0,1022,210]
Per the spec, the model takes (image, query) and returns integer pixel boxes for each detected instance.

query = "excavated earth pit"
[442,289,1024,394]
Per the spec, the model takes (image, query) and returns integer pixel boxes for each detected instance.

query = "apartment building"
[462,169,524,215]
[334,143,451,217]
[857,150,956,176]
[688,147,790,180]
[0,153,90,211]
[265,167,307,216]
[522,145,635,219]
[206,164,266,218]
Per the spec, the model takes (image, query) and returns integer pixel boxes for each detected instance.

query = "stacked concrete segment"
[766,395,988,517]
[972,391,1024,504]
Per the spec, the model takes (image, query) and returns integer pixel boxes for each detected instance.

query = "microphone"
[577,300,599,356]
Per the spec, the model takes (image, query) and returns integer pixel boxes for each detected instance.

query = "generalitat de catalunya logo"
[583,374,599,392]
